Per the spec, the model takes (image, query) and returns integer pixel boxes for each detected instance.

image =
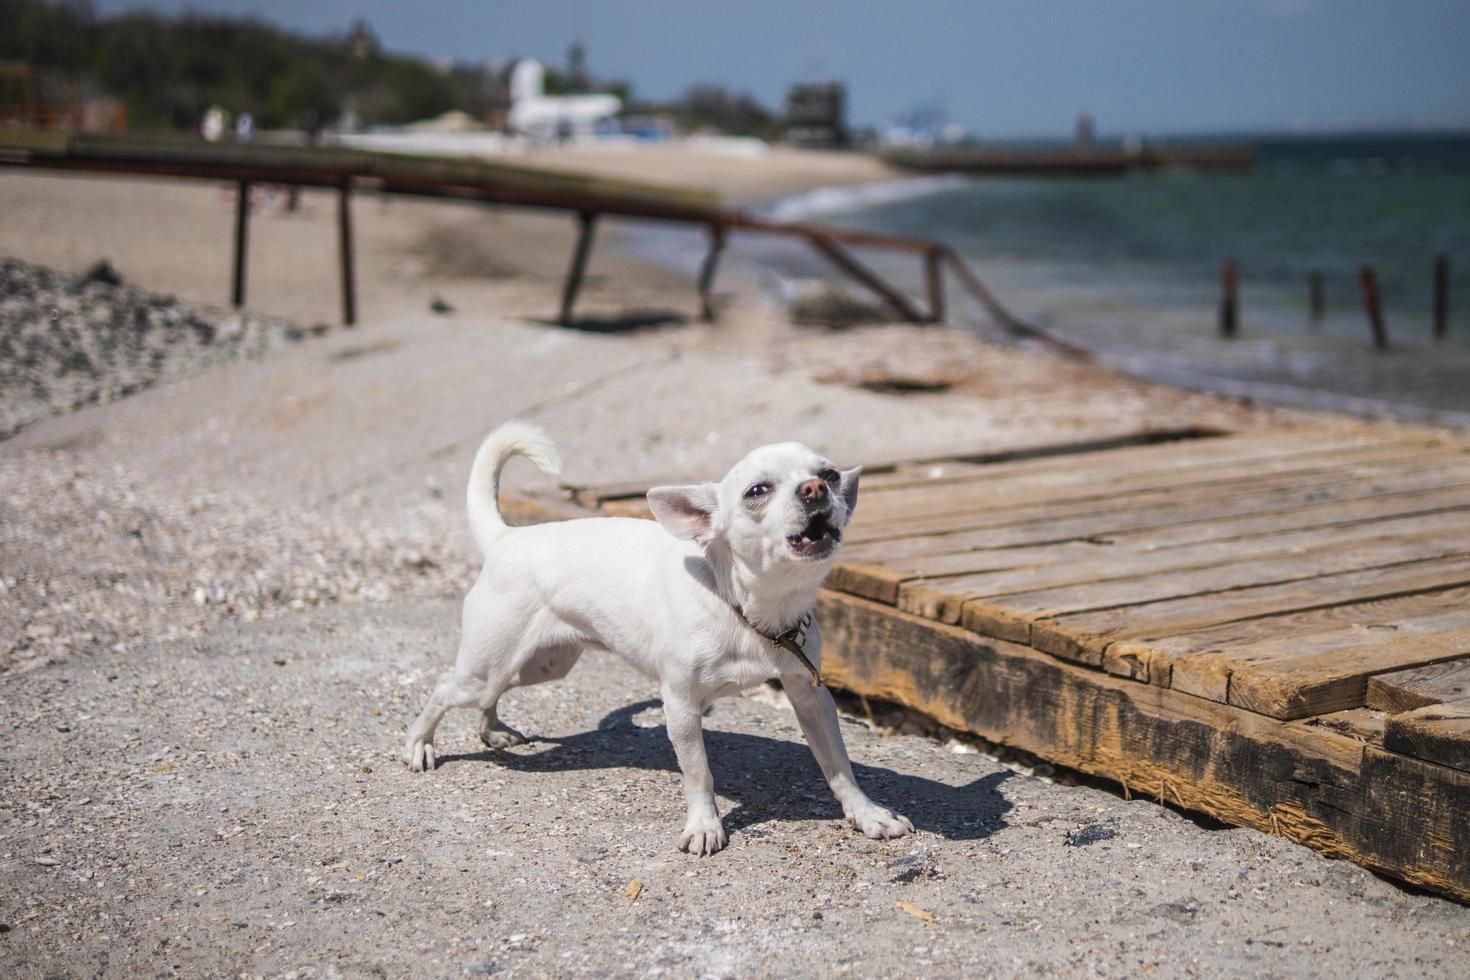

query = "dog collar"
[734,607,824,688]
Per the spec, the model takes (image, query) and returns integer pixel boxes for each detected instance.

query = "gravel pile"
[0,452,478,676]
[0,258,307,439]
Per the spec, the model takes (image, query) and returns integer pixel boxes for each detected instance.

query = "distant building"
[507,58,620,141]
[785,82,847,149]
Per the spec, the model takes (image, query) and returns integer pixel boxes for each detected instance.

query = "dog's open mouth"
[789,510,841,558]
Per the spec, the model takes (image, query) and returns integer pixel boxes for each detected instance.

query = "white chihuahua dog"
[403,420,913,855]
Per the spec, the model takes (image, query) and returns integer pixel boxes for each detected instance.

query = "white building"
[507,58,621,141]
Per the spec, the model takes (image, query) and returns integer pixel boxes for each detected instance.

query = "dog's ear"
[647,483,719,543]
[839,465,861,517]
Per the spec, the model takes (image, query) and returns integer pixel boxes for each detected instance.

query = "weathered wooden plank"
[896,510,1470,625]
[1221,614,1470,718]
[843,491,1470,597]
[956,529,1470,655]
[815,588,1470,902]
[858,437,1452,520]
[1107,585,1470,688]
[1010,555,1470,665]
[1300,708,1388,747]
[859,430,1425,497]
[824,561,913,605]
[853,443,1468,530]
[1384,705,1470,773]
[1090,487,1470,554]
[842,463,1470,559]
[1367,656,1470,714]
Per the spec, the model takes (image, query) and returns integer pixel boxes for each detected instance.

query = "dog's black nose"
[797,478,828,504]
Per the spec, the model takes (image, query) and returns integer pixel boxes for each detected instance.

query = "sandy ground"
[516,142,903,204]
[6,599,1467,978]
[3,146,1464,975]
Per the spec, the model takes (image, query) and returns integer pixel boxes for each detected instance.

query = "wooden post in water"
[1219,259,1239,338]
[231,180,251,308]
[1433,255,1449,342]
[924,246,946,324]
[1309,271,1324,328]
[1358,265,1388,350]
[337,180,357,326]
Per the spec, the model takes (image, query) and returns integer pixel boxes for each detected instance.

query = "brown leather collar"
[734,607,824,688]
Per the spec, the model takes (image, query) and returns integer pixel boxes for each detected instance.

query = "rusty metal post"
[1309,270,1324,327]
[806,232,926,323]
[1433,255,1449,342]
[1219,258,1238,338]
[941,250,1089,357]
[924,246,945,323]
[337,179,357,326]
[559,211,598,326]
[231,179,251,308]
[697,223,727,322]
[1359,265,1388,350]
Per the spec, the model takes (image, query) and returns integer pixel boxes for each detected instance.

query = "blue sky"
[95,1,1470,138]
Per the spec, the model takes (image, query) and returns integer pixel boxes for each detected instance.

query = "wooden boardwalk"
[557,427,1470,902]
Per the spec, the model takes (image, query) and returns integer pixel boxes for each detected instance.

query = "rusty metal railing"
[0,132,1085,357]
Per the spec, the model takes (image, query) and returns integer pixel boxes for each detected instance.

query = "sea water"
[766,132,1470,424]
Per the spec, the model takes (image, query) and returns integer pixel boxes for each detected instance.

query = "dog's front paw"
[847,802,914,841]
[678,815,728,857]
[405,739,437,772]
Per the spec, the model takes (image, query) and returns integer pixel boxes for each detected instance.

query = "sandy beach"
[4,145,1464,976]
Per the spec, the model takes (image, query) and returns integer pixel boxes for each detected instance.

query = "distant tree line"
[0,0,781,137]
[0,0,476,130]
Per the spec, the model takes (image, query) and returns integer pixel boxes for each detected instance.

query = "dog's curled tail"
[466,420,562,554]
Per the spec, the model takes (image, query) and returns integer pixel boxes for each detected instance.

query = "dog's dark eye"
[744,482,772,499]
[818,468,840,484]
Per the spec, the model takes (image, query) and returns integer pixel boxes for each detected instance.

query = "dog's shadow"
[439,699,1013,841]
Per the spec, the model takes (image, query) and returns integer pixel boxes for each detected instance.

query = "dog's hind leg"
[477,643,583,750]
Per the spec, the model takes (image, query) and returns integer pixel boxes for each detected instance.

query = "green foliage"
[631,84,780,140]
[0,0,462,130]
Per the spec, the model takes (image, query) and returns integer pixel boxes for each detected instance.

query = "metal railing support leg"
[698,223,727,322]
[231,179,251,308]
[338,179,357,326]
[560,210,598,326]
[806,232,926,323]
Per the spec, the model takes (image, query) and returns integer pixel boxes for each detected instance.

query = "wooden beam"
[815,587,1470,903]
[1219,258,1239,338]
[1433,255,1449,342]
[559,210,598,326]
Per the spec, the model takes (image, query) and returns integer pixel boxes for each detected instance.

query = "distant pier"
[879,141,1255,176]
